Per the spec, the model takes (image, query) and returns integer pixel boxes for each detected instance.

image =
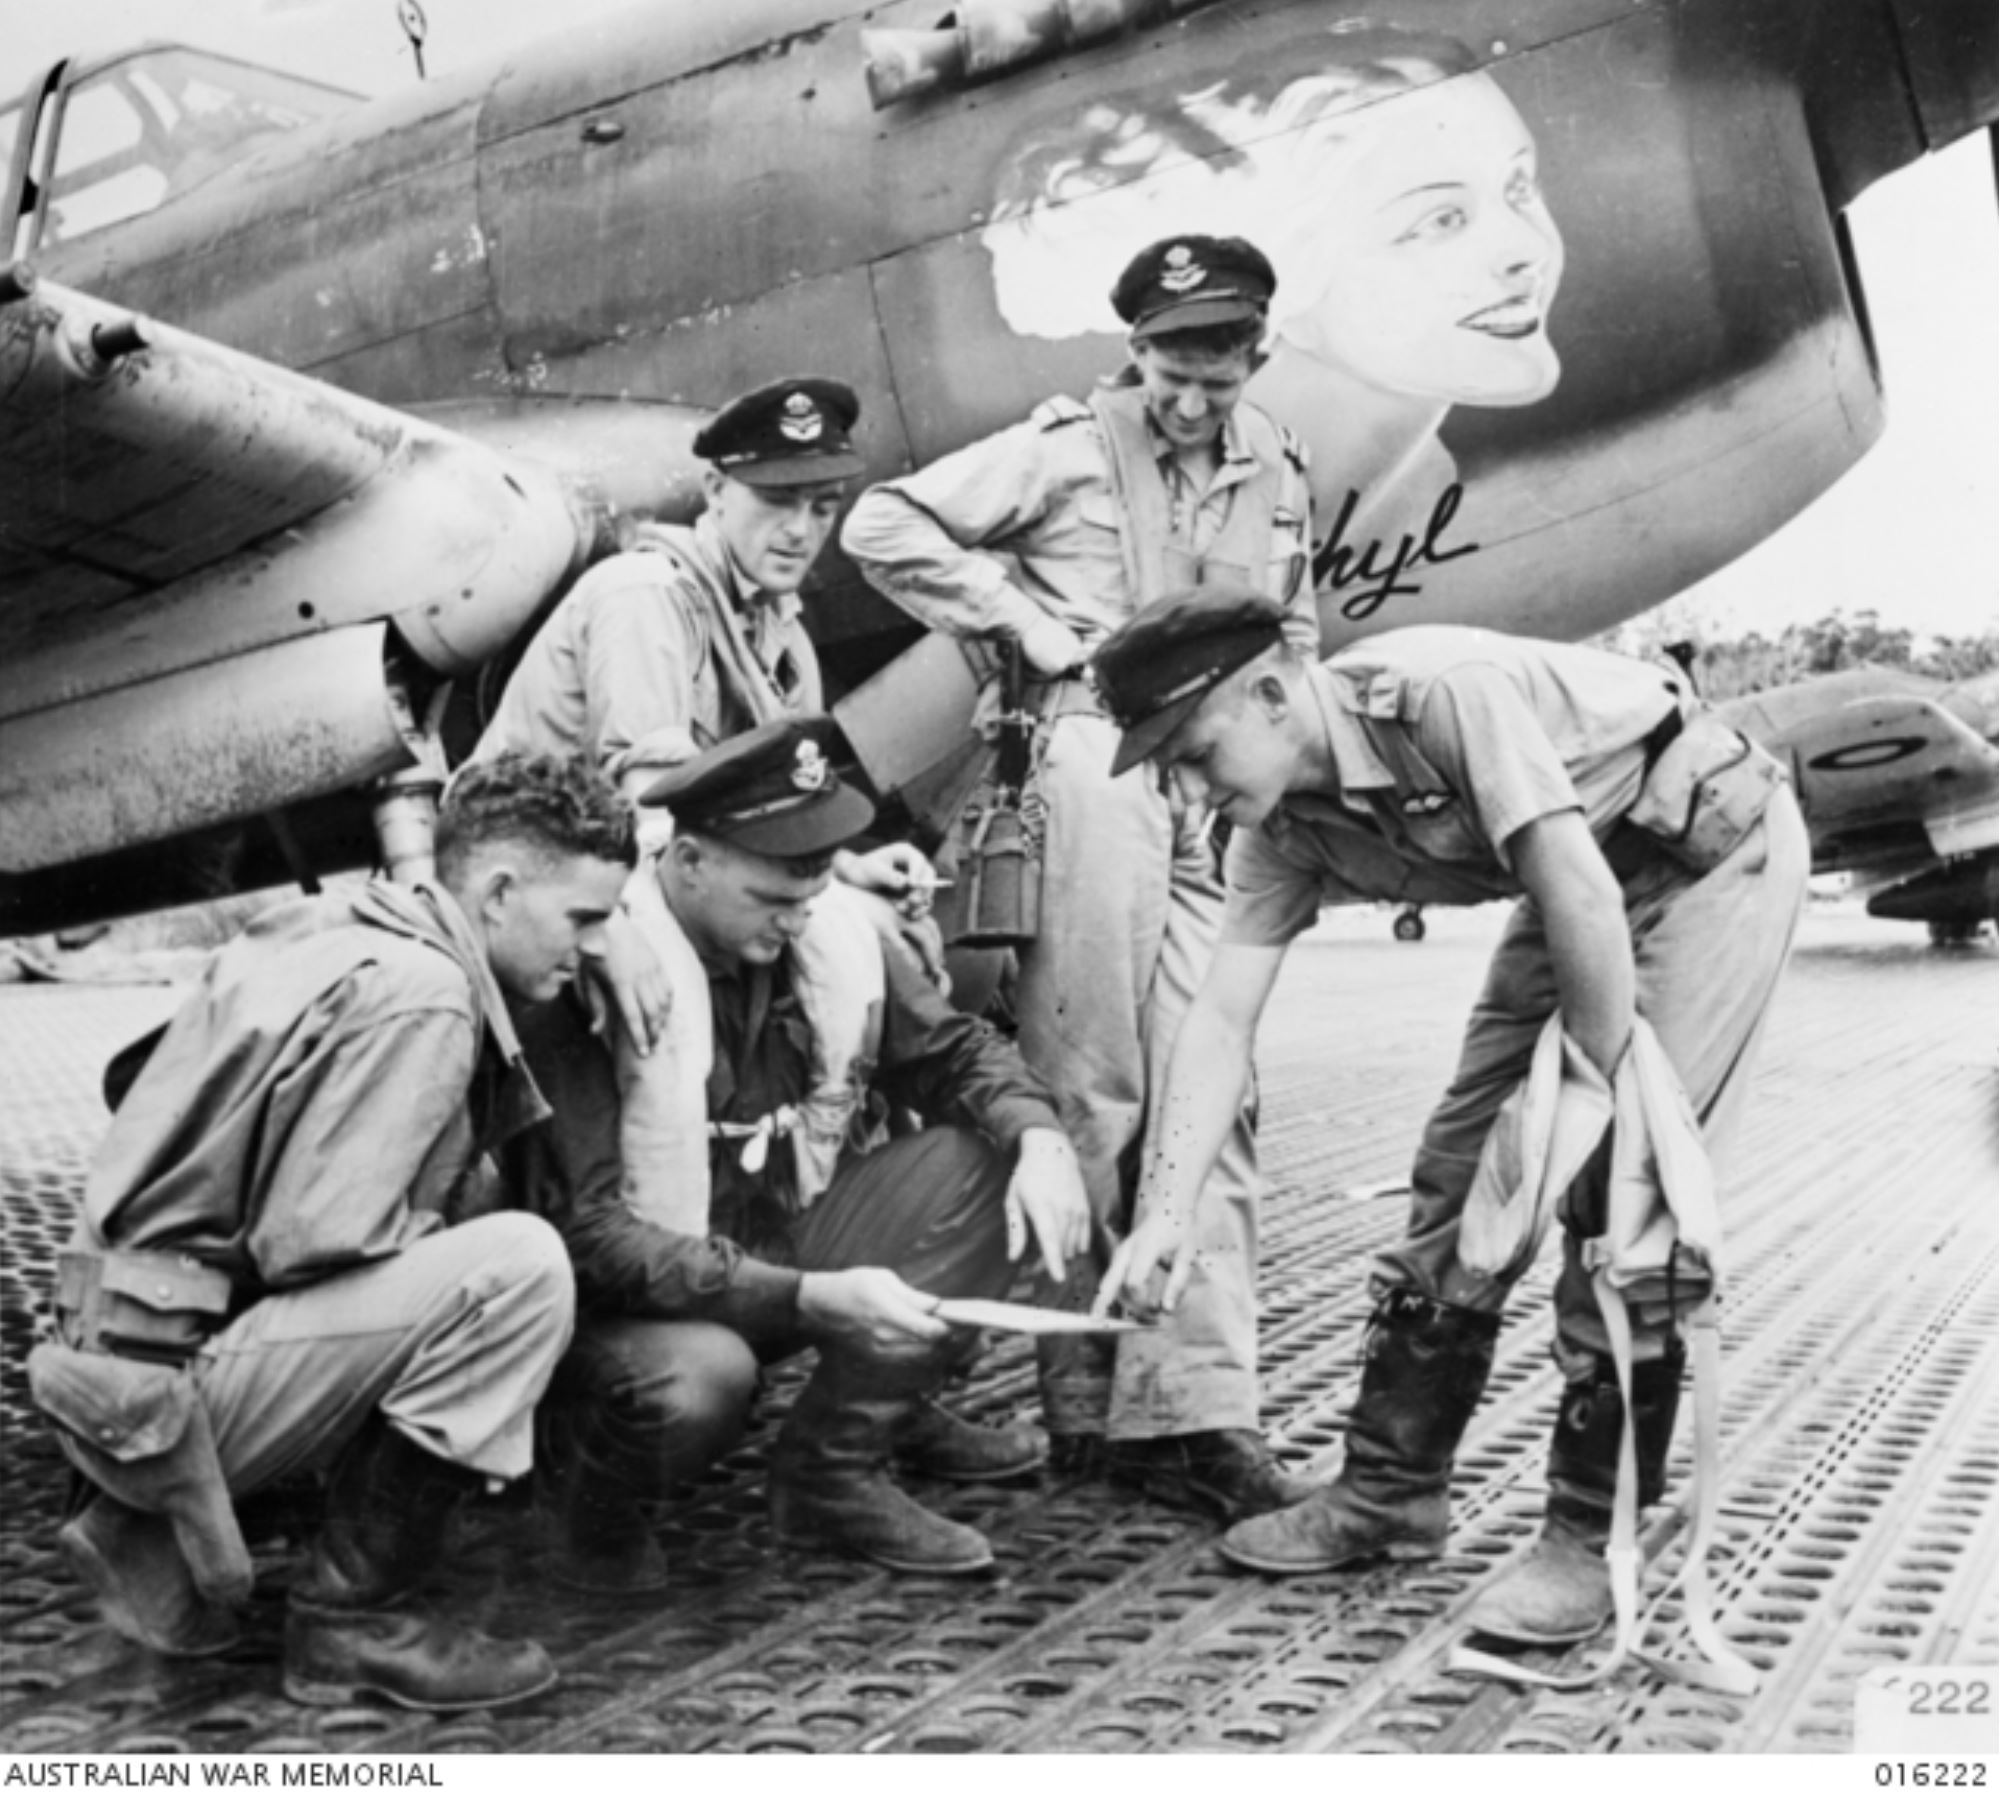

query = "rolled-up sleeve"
[1220,826,1325,950]
[1414,666,1583,870]
[841,424,1061,642]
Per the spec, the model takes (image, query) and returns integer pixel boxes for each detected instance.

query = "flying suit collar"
[347,877,553,1144]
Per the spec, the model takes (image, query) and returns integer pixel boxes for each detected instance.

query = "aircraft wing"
[1727,679,1999,864]
[0,269,590,880]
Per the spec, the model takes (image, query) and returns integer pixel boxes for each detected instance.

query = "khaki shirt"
[841,380,1316,653]
[1224,628,1682,948]
[474,514,821,784]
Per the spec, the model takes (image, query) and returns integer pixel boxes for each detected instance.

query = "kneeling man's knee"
[470,1211,571,1289]
[572,1321,759,1485]
[646,1323,758,1442]
[457,1211,576,1355]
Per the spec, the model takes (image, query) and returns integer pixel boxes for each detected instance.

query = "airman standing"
[1092,588,1809,1644]
[842,237,1317,1519]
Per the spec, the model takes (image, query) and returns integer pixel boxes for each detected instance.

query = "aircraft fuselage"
[17,0,1996,670]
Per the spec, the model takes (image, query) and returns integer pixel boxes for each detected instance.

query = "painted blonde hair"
[984,22,1481,339]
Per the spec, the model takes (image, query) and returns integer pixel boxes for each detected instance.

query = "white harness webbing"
[709,1106,799,1174]
[1451,1289,1756,1696]
[615,863,885,1234]
[1452,1018,1760,1698]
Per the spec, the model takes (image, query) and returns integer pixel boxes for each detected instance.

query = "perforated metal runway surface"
[2,904,1995,1754]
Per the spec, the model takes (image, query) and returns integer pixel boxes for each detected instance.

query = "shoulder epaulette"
[1367,671,1417,722]
[1030,393,1092,431]
[617,528,702,581]
[1332,663,1418,723]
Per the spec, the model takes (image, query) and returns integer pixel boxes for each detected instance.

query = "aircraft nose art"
[865,0,1890,651]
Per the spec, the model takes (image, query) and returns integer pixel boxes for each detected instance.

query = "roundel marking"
[1807,736,1929,772]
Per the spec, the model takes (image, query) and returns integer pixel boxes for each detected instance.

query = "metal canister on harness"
[939,641,1044,948]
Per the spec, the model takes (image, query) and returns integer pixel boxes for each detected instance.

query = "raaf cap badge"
[691,377,861,485]
[638,715,874,855]
[778,391,824,443]
[1111,235,1273,340]
[791,739,831,791]
[1159,244,1207,294]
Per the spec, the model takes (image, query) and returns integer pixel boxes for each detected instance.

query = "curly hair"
[435,752,636,884]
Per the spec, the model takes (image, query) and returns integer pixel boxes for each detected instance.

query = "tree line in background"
[1598,605,1999,699]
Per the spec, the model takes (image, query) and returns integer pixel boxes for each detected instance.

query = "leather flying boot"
[769,1354,994,1575]
[1105,1430,1314,1522]
[1046,1431,1111,1479]
[60,1491,242,1658]
[894,1397,1047,1484]
[1034,1255,1115,1444]
[1222,1292,1500,1574]
[1464,1340,1687,1647]
[284,1417,557,1711]
[536,1433,671,1599]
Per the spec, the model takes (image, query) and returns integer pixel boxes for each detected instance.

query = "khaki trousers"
[193,1212,574,1491]
[545,1125,1017,1500]
[1373,789,1811,1373]
[1019,711,1263,1439]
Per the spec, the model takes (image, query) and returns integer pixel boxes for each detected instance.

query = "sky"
[1691,132,1999,646]
[6,0,1998,643]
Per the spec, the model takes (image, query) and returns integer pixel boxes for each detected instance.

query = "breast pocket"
[1396,792,1484,864]
[1063,493,1128,582]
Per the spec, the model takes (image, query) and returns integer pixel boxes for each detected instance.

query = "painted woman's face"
[1278,74,1564,406]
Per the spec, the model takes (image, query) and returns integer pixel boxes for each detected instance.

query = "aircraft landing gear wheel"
[1392,908,1426,943]
[1927,918,1982,947]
